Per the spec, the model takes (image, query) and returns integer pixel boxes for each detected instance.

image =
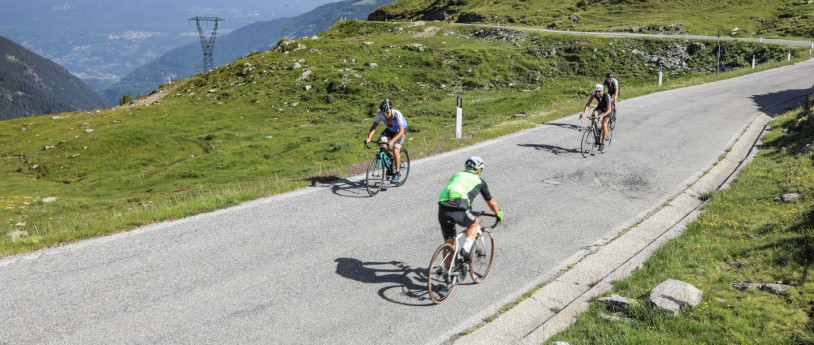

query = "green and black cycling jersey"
[603,78,620,97]
[438,169,493,210]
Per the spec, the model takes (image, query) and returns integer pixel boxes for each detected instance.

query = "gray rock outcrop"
[649,279,702,315]
[732,282,792,295]
[774,193,801,202]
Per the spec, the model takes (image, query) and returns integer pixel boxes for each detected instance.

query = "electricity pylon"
[189,16,224,73]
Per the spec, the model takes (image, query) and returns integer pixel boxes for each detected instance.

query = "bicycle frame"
[443,212,500,278]
[367,140,394,175]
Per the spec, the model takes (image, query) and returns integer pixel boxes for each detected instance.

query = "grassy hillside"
[0,21,807,255]
[371,0,814,39]
[548,99,814,344]
[0,36,110,120]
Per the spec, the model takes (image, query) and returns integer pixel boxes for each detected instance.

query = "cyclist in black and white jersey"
[580,84,612,151]
[363,99,407,184]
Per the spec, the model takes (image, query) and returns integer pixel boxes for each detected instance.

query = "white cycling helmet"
[593,84,604,92]
[465,156,485,171]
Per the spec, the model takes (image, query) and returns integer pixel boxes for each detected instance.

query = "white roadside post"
[456,95,463,139]
[788,51,791,61]
[752,55,755,69]
[658,65,663,87]
[810,42,813,55]
[760,35,763,43]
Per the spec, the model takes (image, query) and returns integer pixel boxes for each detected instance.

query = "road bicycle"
[427,212,500,304]
[580,113,613,158]
[364,139,410,196]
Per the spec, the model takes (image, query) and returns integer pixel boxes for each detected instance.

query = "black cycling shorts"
[438,205,476,240]
[379,129,405,148]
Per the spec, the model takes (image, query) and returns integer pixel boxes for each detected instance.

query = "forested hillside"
[0,37,109,121]
[102,0,397,103]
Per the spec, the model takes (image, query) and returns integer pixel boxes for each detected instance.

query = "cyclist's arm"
[365,122,379,143]
[478,180,501,217]
[581,95,595,118]
[486,198,499,216]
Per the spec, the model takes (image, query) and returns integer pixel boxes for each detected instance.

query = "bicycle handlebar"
[474,211,501,229]
[364,139,388,149]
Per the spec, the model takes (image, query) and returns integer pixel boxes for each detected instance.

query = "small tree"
[118,94,133,105]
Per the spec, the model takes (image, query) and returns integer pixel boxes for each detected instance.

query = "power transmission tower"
[189,16,224,73]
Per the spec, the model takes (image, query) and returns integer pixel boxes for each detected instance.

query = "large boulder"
[649,279,703,315]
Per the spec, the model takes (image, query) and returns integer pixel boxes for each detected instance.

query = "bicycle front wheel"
[609,109,617,131]
[580,126,595,158]
[396,149,410,186]
[604,124,613,152]
[365,156,385,196]
[428,243,457,304]
[469,229,495,283]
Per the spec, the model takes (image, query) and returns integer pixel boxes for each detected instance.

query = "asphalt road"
[1,59,813,344]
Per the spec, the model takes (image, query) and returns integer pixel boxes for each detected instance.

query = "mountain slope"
[370,0,814,39]
[101,0,397,103]
[0,36,109,121]
[0,0,344,89]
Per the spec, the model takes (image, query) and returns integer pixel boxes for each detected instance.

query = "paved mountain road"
[1,60,813,344]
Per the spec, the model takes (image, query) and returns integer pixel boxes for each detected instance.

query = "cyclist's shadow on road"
[517,143,583,156]
[334,258,434,306]
[301,176,375,198]
[545,121,584,132]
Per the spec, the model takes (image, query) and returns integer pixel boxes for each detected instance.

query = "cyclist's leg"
[465,216,480,239]
[392,134,405,173]
[591,109,601,136]
[439,207,460,267]
[599,113,609,141]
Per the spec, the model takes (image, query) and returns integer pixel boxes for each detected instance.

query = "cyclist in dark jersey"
[603,72,620,110]
[438,156,504,261]
[580,84,613,151]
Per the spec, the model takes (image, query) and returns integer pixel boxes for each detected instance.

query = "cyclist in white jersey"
[363,99,407,184]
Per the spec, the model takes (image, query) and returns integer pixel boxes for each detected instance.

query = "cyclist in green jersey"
[438,156,504,260]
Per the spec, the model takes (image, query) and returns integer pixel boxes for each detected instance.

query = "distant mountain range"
[101,0,398,103]
[0,36,108,121]
[0,0,345,92]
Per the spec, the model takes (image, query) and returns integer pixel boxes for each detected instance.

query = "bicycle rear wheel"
[396,149,410,186]
[365,156,385,196]
[469,229,495,283]
[580,126,595,158]
[428,243,458,304]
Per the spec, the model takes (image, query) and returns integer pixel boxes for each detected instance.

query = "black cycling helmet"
[380,99,392,113]
[606,72,615,79]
